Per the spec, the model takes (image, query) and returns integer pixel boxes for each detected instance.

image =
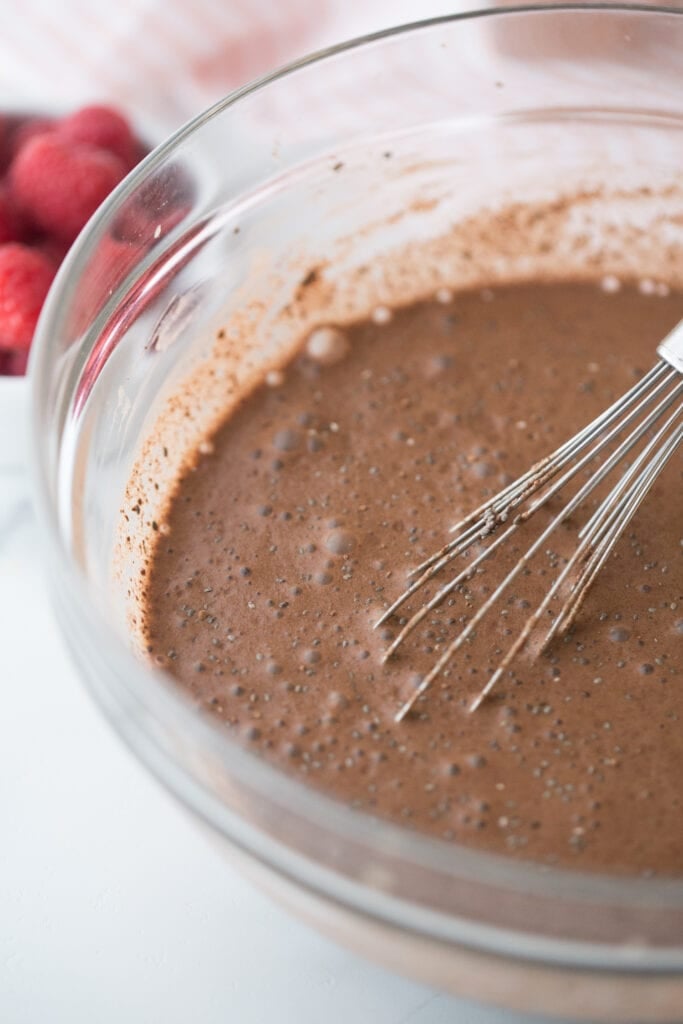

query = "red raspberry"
[58,105,137,168]
[10,133,127,242]
[0,347,29,375]
[36,235,70,267]
[0,184,25,244]
[0,115,7,169]
[0,243,56,351]
[9,115,56,159]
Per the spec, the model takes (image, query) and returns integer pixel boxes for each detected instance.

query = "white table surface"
[0,453,552,1024]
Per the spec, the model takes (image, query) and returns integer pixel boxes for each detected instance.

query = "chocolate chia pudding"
[137,276,682,876]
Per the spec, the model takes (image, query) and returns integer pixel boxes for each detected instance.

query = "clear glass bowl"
[31,6,683,1020]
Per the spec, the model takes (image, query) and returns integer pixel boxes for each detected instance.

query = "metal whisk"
[376,320,683,723]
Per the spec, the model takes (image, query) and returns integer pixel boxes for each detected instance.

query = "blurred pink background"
[2,1,680,130]
[0,1,493,130]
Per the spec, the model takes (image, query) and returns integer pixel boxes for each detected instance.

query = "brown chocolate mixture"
[141,281,683,875]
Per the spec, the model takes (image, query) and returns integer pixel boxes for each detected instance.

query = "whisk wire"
[471,388,683,714]
[376,363,673,633]
[378,321,683,722]
[386,363,679,672]
[394,361,670,590]
[547,400,682,643]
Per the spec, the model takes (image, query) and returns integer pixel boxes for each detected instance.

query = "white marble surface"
[0,448,551,1023]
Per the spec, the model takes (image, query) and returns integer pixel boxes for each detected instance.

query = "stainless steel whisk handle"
[658,319,683,374]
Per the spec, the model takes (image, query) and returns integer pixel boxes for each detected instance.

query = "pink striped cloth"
[0,1,675,134]
[0,0,336,131]
[0,1,482,131]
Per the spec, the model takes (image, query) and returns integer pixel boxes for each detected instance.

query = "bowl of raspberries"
[0,103,150,468]
[0,104,148,378]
